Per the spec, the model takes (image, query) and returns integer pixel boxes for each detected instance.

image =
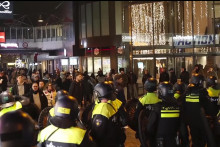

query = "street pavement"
[124,127,140,147]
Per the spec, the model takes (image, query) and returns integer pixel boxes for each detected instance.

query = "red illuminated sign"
[0,32,5,43]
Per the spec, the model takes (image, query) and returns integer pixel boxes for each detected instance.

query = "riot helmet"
[93,82,114,100]
[173,82,186,94]
[206,76,217,88]
[0,110,35,147]
[191,73,203,86]
[50,95,79,128]
[0,91,15,108]
[55,90,69,102]
[144,78,157,92]
[158,81,174,102]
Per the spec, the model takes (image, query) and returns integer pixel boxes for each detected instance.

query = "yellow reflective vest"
[0,101,22,117]
[38,125,86,145]
[139,92,161,106]
[207,87,220,98]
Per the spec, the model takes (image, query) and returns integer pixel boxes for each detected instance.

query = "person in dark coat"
[11,74,30,96]
[62,72,72,92]
[169,68,177,85]
[82,71,94,106]
[69,72,84,107]
[25,82,48,111]
[0,71,8,93]
[180,67,190,85]
[53,72,62,91]
[142,69,152,85]
[114,74,126,105]
[159,68,169,83]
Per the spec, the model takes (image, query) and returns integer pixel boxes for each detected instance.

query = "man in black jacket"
[180,67,190,85]
[69,72,84,107]
[11,74,30,96]
[159,68,169,83]
[0,71,8,93]
[169,68,177,85]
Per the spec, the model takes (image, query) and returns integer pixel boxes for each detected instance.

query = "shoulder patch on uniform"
[95,119,102,127]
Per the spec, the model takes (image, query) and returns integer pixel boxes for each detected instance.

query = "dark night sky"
[2,1,65,26]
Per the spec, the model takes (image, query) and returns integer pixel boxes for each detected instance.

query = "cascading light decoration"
[131,2,166,46]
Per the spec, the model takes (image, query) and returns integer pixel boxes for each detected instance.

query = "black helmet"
[55,90,69,102]
[94,82,114,100]
[191,73,203,86]
[50,95,79,128]
[144,78,157,92]
[173,82,186,94]
[0,110,35,147]
[206,76,217,87]
[0,91,15,108]
[158,81,174,102]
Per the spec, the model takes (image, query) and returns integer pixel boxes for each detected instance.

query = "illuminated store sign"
[170,35,219,46]
[0,32,5,43]
[0,43,18,48]
[0,1,13,19]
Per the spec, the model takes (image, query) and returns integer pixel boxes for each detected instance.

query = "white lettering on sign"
[0,43,18,48]
[169,35,219,46]
[0,1,12,15]
[0,36,4,39]
[0,1,10,9]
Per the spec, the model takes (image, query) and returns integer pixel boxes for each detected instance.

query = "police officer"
[0,91,40,122]
[0,91,22,117]
[91,82,127,147]
[0,110,36,147]
[152,81,180,147]
[48,90,69,118]
[134,78,160,145]
[183,73,216,147]
[206,76,220,146]
[38,95,96,146]
[173,81,190,147]
[206,76,220,115]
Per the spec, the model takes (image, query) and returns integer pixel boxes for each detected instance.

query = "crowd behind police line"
[0,65,219,147]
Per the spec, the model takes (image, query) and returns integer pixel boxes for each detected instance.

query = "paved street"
[124,127,140,147]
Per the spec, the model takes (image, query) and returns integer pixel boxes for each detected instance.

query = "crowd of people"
[0,65,219,147]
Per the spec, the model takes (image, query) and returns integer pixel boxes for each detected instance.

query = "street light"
[38,15,43,23]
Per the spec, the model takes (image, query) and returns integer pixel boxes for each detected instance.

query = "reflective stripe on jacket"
[186,94,200,103]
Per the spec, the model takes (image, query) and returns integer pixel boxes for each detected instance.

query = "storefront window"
[102,57,110,75]
[94,57,101,75]
[118,57,123,72]
[61,59,68,71]
[87,57,93,74]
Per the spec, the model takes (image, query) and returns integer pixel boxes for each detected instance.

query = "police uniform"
[38,125,93,147]
[183,82,216,146]
[0,91,23,117]
[0,101,22,117]
[155,102,180,147]
[91,82,127,147]
[148,82,180,147]
[134,92,161,129]
[37,95,96,147]
[207,86,220,115]
[91,99,127,147]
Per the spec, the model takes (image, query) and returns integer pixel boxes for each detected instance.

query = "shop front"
[84,46,121,76]
[128,1,220,95]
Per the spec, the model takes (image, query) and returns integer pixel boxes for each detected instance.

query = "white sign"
[0,43,18,48]
[69,58,77,65]
[169,35,219,46]
[0,1,13,19]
